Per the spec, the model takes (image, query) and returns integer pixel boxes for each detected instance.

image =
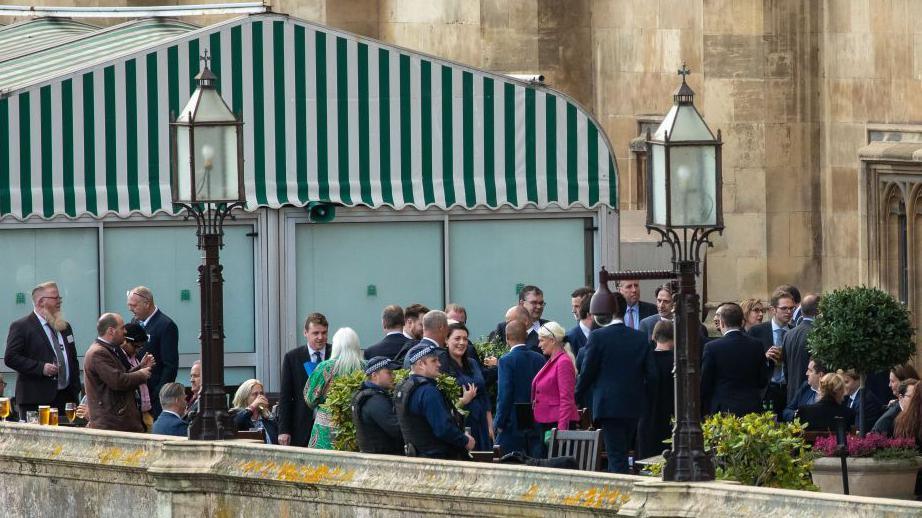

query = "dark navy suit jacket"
[490,319,547,356]
[701,329,770,416]
[565,323,590,360]
[135,309,179,414]
[782,380,817,422]
[493,345,545,454]
[364,332,411,360]
[575,323,657,420]
[152,410,188,437]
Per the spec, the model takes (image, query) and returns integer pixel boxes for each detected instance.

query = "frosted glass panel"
[669,146,717,226]
[449,219,587,340]
[0,228,99,358]
[295,222,443,348]
[102,225,255,355]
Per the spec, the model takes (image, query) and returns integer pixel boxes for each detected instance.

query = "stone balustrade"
[0,422,920,517]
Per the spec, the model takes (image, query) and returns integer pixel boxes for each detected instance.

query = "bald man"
[489,304,544,355]
[493,320,546,457]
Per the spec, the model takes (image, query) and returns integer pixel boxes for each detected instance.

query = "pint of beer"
[0,398,10,420]
[38,405,51,425]
[65,403,76,423]
[49,408,59,426]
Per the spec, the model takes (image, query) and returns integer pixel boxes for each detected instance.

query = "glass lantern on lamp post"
[170,51,244,440]
[646,64,723,482]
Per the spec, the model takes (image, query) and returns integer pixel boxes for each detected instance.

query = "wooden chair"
[547,428,602,471]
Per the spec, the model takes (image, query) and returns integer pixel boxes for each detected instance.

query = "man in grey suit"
[782,294,820,403]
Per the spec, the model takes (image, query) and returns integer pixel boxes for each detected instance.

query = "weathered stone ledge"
[1,422,921,517]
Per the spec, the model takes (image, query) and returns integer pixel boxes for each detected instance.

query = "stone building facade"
[6,0,922,340]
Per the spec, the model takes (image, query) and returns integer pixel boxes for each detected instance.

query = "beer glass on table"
[27,411,39,424]
[38,405,50,425]
[65,402,76,423]
[49,408,59,426]
[0,397,10,421]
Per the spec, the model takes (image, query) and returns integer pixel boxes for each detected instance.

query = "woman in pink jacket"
[532,321,580,448]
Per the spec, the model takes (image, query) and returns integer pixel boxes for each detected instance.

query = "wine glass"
[65,402,76,424]
[0,397,10,421]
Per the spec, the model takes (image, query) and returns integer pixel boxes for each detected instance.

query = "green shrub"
[808,286,914,374]
[326,370,366,452]
[704,412,816,490]
[649,412,816,490]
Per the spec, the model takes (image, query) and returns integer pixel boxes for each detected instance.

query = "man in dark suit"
[566,295,593,359]
[278,312,332,446]
[748,289,796,416]
[493,320,546,457]
[364,304,410,360]
[842,369,885,432]
[152,383,189,437]
[638,284,674,341]
[4,281,82,417]
[127,286,179,418]
[576,291,657,473]
[782,359,826,422]
[781,294,819,403]
[618,278,657,332]
[490,285,548,354]
[701,302,770,416]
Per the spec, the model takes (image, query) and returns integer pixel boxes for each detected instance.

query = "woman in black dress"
[796,373,854,432]
[637,320,675,459]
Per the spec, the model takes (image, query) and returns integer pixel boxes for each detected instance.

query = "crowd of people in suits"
[4,279,922,475]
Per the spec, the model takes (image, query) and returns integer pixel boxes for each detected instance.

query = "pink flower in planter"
[813,433,916,458]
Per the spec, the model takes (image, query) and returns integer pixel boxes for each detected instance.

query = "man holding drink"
[83,313,154,432]
[4,281,81,419]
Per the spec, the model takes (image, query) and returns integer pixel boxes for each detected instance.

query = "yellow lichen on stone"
[97,448,123,465]
[560,487,629,509]
[520,483,539,502]
[238,460,355,484]
[49,445,63,458]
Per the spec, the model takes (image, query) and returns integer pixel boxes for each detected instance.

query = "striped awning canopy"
[0,13,617,220]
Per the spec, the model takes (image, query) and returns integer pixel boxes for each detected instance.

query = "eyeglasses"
[774,306,795,312]
[40,296,62,302]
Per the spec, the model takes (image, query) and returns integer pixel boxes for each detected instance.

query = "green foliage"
[807,286,915,374]
[473,336,508,361]
[393,369,466,415]
[648,413,817,491]
[703,412,817,490]
[325,370,366,452]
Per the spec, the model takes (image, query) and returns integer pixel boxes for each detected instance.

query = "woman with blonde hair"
[532,321,579,454]
[229,379,278,444]
[796,373,855,432]
[739,298,765,332]
[304,327,365,449]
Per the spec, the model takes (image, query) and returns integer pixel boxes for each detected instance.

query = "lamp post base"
[188,407,235,441]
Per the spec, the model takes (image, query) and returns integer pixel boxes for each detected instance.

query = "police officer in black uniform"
[395,342,475,459]
[352,356,404,455]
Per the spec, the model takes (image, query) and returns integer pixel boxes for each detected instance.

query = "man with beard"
[4,281,82,417]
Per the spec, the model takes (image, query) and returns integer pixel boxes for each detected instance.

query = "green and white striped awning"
[0,13,617,220]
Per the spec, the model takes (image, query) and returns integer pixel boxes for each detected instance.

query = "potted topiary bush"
[807,286,915,436]
[811,433,920,498]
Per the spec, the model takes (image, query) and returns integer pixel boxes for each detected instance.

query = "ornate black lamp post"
[170,51,244,440]
[646,64,723,482]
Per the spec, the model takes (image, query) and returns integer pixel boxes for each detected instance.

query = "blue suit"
[135,309,179,417]
[493,345,545,457]
[565,323,589,360]
[575,323,657,473]
[151,410,188,437]
[782,380,817,422]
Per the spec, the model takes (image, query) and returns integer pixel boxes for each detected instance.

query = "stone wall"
[1,422,921,517]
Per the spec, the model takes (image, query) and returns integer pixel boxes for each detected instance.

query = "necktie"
[626,307,635,329]
[312,351,321,363]
[46,324,68,390]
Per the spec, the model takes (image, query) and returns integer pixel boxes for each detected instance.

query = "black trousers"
[596,417,638,474]
[763,382,787,418]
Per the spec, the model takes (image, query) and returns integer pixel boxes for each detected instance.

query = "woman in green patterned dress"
[303,327,365,449]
